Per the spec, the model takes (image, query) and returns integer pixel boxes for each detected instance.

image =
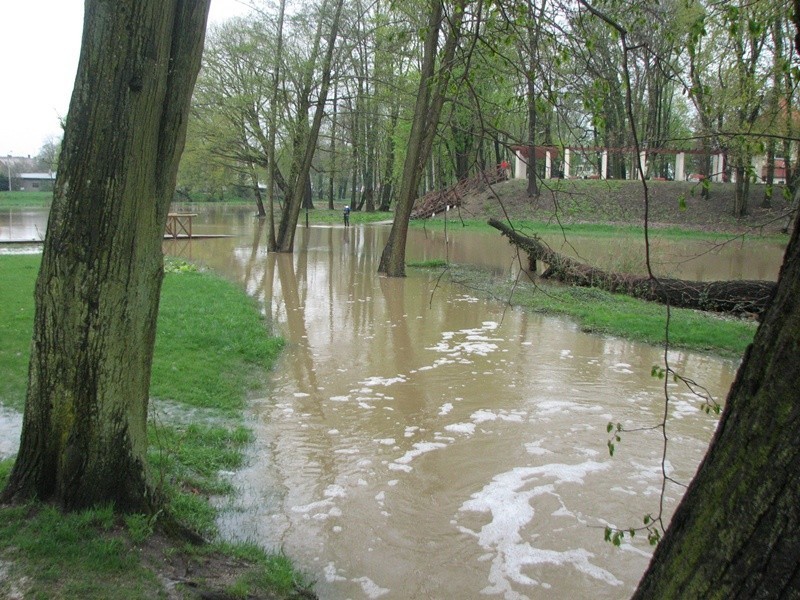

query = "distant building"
[2,155,37,191]
[19,172,56,192]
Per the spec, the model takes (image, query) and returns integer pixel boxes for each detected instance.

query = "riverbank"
[443,178,795,235]
[0,255,313,599]
[410,261,757,359]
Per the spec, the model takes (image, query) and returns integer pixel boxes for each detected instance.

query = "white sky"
[0,0,250,159]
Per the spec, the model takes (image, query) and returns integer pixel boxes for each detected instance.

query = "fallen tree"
[488,218,777,317]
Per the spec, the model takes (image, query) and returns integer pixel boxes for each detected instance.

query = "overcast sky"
[0,0,250,159]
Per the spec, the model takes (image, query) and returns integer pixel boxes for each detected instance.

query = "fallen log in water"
[488,218,777,318]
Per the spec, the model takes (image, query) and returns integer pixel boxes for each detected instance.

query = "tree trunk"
[763,139,775,208]
[266,0,287,249]
[632,205,800,599]
[249,161,266,218]
[1,0,210,512]
[488,218,776,317]
[378,0,466,277]
[525,0,540,198]
[328,92,337,211]
[274,0,343,252]
[733,160,750,217]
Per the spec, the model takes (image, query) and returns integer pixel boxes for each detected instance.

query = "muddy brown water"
[0,205,786,598]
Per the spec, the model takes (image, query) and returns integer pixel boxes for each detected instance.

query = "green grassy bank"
[0,255,312,599]
[0,191,53,208]
[411,214,789,243]
[410,261,757,359]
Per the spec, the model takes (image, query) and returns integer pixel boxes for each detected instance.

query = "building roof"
[20,172,56,180]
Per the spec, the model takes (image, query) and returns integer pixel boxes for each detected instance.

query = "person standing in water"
[343,205,351,227]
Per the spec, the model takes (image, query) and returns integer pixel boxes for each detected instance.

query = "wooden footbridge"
[165,212,197,239]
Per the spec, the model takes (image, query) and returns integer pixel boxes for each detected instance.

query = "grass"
[413,214,788,243]
[0,255,312,599]
[0,191,52,208]
[151,259,283,414]
[0,256,38,410]
[417,263,757,359]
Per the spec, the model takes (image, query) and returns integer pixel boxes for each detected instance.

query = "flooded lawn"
[159,211,746,599]
[1,205,782,598]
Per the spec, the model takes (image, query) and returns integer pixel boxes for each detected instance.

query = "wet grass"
[413,214,788,243]
[421,263,757,359]
[151,259,284,414]
[288,207,393,225]
[0,255,312,599]
[0,191,52,208]
[0,255,38,411]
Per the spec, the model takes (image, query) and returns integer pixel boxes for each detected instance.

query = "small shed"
[19,172,56,192]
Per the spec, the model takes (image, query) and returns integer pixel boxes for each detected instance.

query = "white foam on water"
[671,395,701,419]
[393,442,448,465]
[457,461,619,595]
[291,484,347,515]
[404,426,419,438]
[611,362,634,374]
[374,438,396,446]
[471,409,527,424]
[293,392,310,397]
[438,402,454,416]
[324,562,347,582]
[388,463,412,473]
[534,400,579,415]
[329,395,350,402]
[353,576,390,598]
[524,441,551,456]
[360,375,407,387]
[445,422,476,435]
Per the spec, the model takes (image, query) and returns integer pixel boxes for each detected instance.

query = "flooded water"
[0,205,783,598]
[159,208,750,599]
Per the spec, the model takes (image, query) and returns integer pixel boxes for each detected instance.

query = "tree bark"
[488,218,776,317]
[274,0,344,252]
[1,0,210,512]
[378,0,466,277]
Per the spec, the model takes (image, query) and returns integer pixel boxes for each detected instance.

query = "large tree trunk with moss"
[0,0,210,512]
